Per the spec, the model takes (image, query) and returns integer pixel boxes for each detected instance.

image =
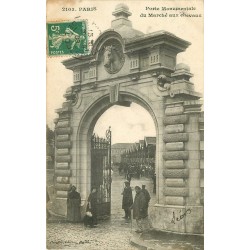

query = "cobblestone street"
[47,172,156,249]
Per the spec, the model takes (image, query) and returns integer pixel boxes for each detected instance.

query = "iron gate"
[91,127,112,217]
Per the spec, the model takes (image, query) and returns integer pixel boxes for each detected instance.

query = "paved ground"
[131,230,204,250]
[47,171,204,250]
[47,171,156,249]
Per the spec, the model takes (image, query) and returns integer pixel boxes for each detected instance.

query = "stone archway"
[75,91,162,204]
[53,4,204,235]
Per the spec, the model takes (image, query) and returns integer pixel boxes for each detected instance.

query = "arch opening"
[76,92,161,218]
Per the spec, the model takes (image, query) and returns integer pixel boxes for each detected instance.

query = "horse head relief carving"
[101,40,125,74]
[104,45,115,70]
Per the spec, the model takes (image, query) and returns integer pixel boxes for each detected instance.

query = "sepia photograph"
[46,0,204,249]
[4,1,250,250]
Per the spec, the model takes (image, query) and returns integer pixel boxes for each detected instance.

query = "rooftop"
[111,143,134,149]
[145,137,156,145]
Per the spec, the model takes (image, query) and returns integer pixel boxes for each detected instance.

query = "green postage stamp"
[47,20,88,56]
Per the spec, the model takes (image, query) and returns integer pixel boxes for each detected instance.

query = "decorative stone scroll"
[62,101,72,108]
[163,151,189,160]
[164,187,189,197]
[163,133,189,143]
[162,169,189,178]
[163,114,189,125]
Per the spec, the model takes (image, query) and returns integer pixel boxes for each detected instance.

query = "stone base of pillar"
[49,198,88,218]
[48,198,67,217]
[150,204,204,234]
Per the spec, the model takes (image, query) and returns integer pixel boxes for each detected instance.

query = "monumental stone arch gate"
[53,4,204,235]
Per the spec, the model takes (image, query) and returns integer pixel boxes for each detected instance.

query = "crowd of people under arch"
[119,163,156,194]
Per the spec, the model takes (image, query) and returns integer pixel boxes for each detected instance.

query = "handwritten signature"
[171,209,191,224]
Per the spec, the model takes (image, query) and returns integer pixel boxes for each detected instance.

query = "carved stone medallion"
[101,39,125,74]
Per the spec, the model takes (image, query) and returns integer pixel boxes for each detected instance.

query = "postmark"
[47,20,88,56]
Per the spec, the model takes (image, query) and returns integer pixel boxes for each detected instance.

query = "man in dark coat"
[131,186,147,233]
[141,185,151,216]
[67,185,81,222]
[121,180,133,220]
[141,184,153,230]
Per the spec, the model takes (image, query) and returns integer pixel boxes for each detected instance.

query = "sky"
[46,0,204,144]
[94,103,156,144]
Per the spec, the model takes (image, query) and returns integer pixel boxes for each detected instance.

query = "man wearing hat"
[121,180,133,220]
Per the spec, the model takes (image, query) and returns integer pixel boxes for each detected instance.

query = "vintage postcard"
[46,0,204,249]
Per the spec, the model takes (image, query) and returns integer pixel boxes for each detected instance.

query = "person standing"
[141,185,151,215]
[141,184,153,230]
[126,172,132,184]
[87,187,98,227]
[131,186,147,233]
[67,185,81,222]
[121,180,133,220]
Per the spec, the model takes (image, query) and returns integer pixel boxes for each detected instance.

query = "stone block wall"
[155,100,204,234]
[54,102,73,204]
[199,112,204,205]
[163,103,190,207]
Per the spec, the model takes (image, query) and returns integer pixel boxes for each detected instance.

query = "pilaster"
[54,101,73,199]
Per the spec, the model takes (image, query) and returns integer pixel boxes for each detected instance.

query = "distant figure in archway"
[67,185,81,222]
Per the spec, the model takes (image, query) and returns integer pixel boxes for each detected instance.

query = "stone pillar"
[183,100,204,234]
[163,102,189,207]
[151,102,189,233]
[151,100,204,234]
[199,112,204,205]
[53,101,73,215]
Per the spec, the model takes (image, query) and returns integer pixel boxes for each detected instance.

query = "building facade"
[111,143,134,165]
